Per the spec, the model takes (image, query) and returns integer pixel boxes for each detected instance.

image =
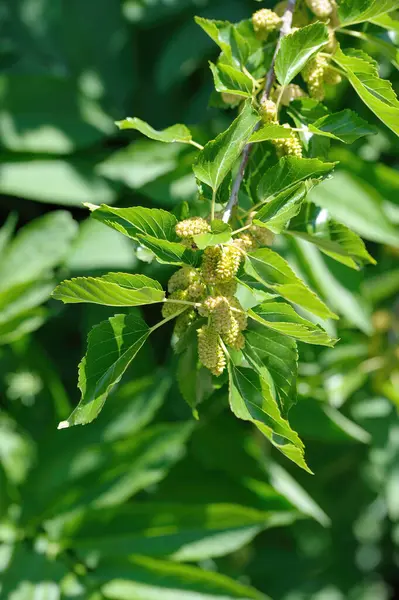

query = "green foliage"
[2,0,399,598]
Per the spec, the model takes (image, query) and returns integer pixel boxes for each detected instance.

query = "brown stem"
[222,0,297,224]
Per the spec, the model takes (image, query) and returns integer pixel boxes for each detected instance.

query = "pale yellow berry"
[252,9,282,40]
[223,320,246,351]
[199,296,234,334]
[161,289,188,318]
[175,217,210,241]
[174,310,196,339]
[259,98,278,123]
[228,297,247,331]
[201,246,222,285]
[197,325,226,376]
[305,0,333,19]
[273,124,303,158]
[215,245,242,283]
[272,84,307,106]
[233,232,258,252]
[187,280,206,302]
[302,54,328,101]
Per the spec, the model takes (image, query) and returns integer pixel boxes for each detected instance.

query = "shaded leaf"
[61,314,151,427]
[115,117,193,144]
[275,23,329,86]
[52,273,164,306]
[228,364,310,472]
[243,324,298,417]
[245,248,336,320]
[249,301,335,346]
[193,102,259,191]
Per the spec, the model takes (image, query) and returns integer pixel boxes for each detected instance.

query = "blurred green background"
[1,1,399,599]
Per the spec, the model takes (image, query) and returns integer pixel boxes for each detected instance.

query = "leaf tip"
[57,420,70,430]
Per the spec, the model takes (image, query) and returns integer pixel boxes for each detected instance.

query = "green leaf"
[275,23,329,86]
[243,324,298,418]
[52,273,165,306]
[332,48,399,136]
[54,502,284,561]
[288,202,376,268]
[89,204,178,242]
[249,301,335,346]
[60,313,151,427]
[194,17,233,59]
[248,124,293,143]
[338,0,399,26]
[177,343,214,416]
[193,220,232,249]
[257,157,336,203]
[308,109,376,143]
[308,171,399,246]
[95,555,267,600]
[254,182,308,233]
[136,234,200,266]
[245,248,336,320]
[210,62,253,98]
[228,364,310,472]
[193,102,259,192]
[0,211,78,292]
[115,117,193,144]
[0,280,54,324]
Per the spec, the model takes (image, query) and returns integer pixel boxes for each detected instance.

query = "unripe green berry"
[323,66,342,86]
[199,296,234,334]
[168,267,199,293]
[162,289,188,318]
[187,280,207,302]
[174,310,196,339]
[215,280,238,296]
[250,225,275,247]
[252,9,281,40]
[305,0,333,19]
[275,1,309,26]
[197,325,226,376]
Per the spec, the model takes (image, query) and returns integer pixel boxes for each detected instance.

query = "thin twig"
[222,0,297,224]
